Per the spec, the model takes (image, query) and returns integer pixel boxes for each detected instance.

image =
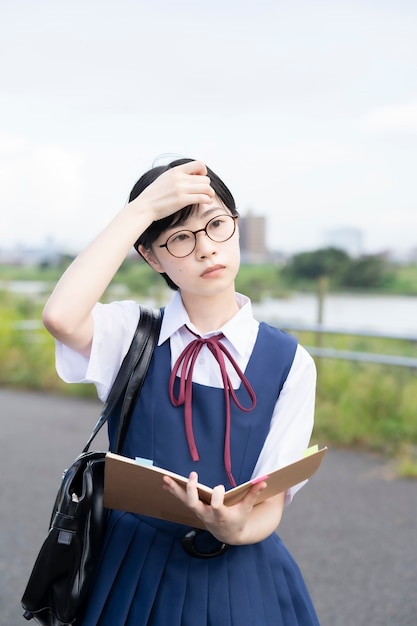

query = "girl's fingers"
[163,472,202,509]
[210,484,226,509]
[132,160,216,222]
[173,162,215,198]
[188,178,215,194]
[164,474,266,511]
[162,476,186,501]
[239,481,268,508]
[179,177,215,201]
[179,160,208,176]
[185,471,201,507]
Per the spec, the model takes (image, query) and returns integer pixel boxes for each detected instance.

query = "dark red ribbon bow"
[169,330,256,487]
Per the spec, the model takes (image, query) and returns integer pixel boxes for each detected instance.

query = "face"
[140,201,240,300]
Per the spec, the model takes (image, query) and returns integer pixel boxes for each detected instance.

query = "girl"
[43,158,320,625]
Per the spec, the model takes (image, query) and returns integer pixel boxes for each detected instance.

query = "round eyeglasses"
[158,214,238,258]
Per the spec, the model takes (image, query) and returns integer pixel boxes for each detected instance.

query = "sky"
[1,0,417,258]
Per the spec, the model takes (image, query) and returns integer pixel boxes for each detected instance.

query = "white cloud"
[360,100,417,133]
[1,133,86,247]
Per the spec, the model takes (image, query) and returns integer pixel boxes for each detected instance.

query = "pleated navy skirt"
[79,510,319,626]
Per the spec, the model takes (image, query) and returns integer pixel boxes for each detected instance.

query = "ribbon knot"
[168,329,256,487]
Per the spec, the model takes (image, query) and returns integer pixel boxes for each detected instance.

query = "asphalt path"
[1,388,416,625]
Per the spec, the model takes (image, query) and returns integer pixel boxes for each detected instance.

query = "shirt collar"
[158,290,257,358]
[158,291,190,345]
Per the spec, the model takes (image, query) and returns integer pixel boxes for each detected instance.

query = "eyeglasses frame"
[157,214,238,258]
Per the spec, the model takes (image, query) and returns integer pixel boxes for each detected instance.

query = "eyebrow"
[167,206,228,233]
[199,205,228,219]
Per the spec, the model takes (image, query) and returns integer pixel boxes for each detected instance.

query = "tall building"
[239,211,268,263]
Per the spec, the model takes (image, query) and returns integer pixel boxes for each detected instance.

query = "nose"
[194,230,216,257]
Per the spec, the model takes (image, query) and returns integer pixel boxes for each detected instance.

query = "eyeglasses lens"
[166,215,236,257]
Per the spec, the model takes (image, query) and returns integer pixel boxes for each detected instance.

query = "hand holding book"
[103,446,327,529]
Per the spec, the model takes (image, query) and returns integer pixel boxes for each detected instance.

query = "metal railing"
[275,322,417,368]
[9,320,417,368]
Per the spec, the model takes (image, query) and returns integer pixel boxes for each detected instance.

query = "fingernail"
[251,475,269,485]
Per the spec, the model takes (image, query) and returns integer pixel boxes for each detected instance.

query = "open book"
[103,446,327,529]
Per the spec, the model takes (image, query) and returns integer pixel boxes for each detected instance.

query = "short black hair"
[130,157,238,290]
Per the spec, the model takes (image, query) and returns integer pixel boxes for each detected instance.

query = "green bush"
[314,360,416,452]
[0,292,94,397]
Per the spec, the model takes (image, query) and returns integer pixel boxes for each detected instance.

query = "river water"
[3,281,416,337]
[252,293,417,336]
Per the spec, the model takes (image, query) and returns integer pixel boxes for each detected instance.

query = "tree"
[283,247,350,283]
[342,255,393,288]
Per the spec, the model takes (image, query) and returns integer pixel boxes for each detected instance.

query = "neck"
[181,290,239,334]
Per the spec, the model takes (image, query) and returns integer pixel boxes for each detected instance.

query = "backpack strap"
[82,306,162,453]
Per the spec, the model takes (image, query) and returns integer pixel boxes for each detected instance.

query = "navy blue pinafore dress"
[80,323,319,625]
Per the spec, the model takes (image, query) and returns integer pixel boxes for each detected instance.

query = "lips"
[201,264,225,277]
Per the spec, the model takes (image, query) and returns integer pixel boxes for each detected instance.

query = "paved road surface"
[1,389,416,625]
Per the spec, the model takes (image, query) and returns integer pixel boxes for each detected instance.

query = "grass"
[274,328,417,477]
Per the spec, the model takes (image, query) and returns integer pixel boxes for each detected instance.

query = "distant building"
[322,227,363,258]
[239,211,268,263]
[406,247,417,263]
[0,237,62,267]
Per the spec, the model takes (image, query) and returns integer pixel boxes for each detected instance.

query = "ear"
[138,245,165,274]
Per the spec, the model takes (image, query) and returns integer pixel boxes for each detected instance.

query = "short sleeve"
[56,300,140,402]
[251,344,317,505]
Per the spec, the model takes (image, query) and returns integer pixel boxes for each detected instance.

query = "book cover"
[103,447,327,529]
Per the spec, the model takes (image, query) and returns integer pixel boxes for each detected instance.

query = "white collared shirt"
[56,291,316,503]
[160,292,258,388]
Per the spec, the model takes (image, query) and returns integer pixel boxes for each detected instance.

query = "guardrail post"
[315,276,328,374]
